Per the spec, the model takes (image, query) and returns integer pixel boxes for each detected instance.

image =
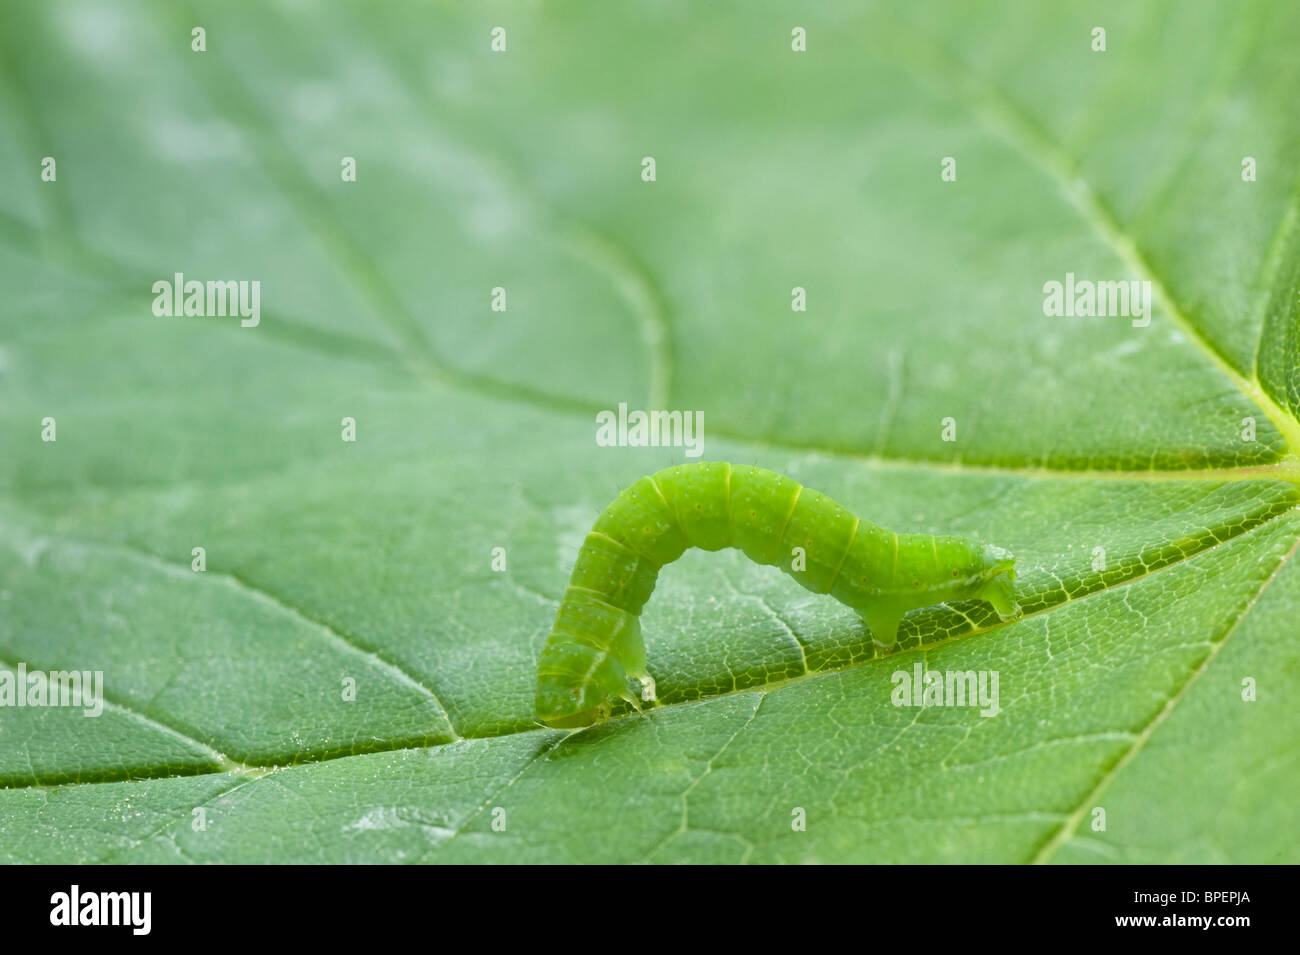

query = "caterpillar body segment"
[536,462,1020,728]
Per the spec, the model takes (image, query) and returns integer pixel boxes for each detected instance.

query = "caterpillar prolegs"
[535,462,1020,728]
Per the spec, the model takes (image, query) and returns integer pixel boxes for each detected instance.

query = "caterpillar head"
[915,537,1020,618]
[972,543,1020,621]
[860,535,1021,645]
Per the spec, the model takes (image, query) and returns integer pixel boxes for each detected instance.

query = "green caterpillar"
[536,462,1020,728]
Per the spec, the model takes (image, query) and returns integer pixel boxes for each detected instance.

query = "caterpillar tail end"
[538,702,611,730]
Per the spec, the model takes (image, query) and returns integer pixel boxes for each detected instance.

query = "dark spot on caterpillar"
[952,569,959,576]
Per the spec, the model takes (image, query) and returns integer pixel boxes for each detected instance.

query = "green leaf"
[2,0,1298,863]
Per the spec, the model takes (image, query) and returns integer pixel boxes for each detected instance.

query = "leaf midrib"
[6,219,1294,490]
[4,500,1294,794]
